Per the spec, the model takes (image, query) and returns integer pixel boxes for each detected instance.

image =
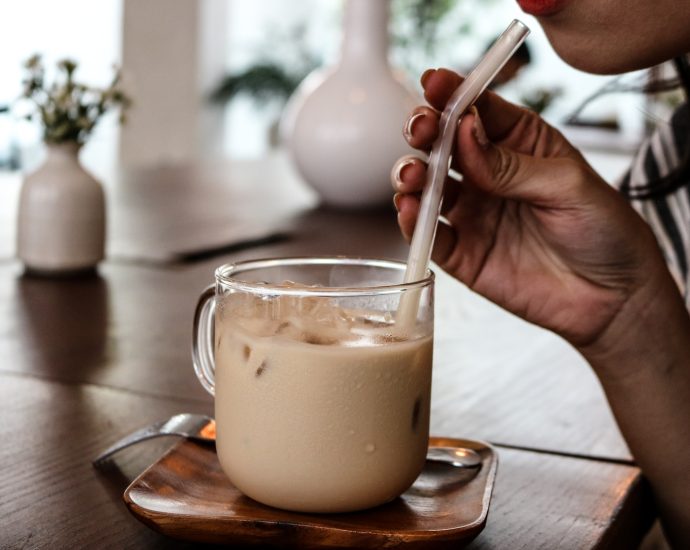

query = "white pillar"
[119,0,227,167]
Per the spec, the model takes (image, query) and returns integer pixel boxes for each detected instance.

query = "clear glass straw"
[398,20,530,326]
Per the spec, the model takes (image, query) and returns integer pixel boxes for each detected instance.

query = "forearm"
[581,265,690,548]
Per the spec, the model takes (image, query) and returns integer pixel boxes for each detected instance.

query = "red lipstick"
[516,0,566,16]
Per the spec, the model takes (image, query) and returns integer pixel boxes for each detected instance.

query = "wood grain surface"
[105,155,317,262]
[0,242,630,461]
[0,375,653,549]
[0,156,655,547]
[430,269,631,462]
[0,201,408,401]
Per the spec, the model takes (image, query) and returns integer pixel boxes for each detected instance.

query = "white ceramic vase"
[17,142,106,274]
[281,0,419,208]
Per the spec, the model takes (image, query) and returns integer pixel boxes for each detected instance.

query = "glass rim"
[214,256,434,297]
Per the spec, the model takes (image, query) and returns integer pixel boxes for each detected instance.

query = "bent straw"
[398,20,530,327]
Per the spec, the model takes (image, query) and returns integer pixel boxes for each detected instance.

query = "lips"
[516,0,566,16]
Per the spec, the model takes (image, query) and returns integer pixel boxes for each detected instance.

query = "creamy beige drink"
[214,296,433,513]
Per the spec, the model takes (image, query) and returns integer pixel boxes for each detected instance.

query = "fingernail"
[403,112,425,140]
[470,106,490,149]
[420,69,436,88]
[393,193,402,211]
[391,158,415,189]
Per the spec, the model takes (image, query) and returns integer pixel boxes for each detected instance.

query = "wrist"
[579,258,690,384]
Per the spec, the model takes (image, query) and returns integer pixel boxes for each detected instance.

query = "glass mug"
[192,257,434,513]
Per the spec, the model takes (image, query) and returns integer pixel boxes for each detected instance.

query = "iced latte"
[192,258,434,513]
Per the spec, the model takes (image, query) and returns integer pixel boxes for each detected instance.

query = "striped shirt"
[618,103,690,307]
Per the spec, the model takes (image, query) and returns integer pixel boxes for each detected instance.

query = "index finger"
[422,68,526,142]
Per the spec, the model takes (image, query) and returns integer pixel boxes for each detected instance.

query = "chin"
[555,48,637,75]
[542,24,686,75]
[545,35,634,75]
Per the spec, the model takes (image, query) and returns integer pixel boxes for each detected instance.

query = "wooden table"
[0,155,654,548]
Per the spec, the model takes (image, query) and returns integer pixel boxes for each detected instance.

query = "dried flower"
[19,54,131,145]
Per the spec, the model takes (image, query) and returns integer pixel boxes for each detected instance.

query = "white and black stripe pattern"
[618,103,690,307]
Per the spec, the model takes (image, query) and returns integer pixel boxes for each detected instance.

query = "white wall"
[119,0,227,167]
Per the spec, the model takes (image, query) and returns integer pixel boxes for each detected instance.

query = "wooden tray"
[124,436,497,549]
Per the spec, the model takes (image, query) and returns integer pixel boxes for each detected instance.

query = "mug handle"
[192,284,216,396]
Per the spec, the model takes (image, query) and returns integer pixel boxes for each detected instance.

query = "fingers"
[395,104,564,245]
[456,110,539,200]
[421,68,464,112]
[395,192,419,241]
[391,155,426,193]
[429,220,458,268]
[402,106,439,151]
[421,68,532,142]
[403,67,531,153]
[394,192,457,265]
[391,155,462,215]
[456,110,582,205]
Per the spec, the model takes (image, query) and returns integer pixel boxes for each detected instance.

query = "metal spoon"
[93,413,482,469]
[427,446,482,468]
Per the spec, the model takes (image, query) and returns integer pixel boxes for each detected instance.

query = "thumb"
[456,109,570,205]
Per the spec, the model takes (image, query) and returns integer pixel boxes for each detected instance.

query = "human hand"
[393,68,668,349]
[393,69,690,548]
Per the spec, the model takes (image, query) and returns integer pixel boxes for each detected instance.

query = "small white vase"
[17,142,106,274]
[281,0,419,208]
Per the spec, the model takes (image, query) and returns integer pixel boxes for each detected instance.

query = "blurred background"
[0,0,682,182]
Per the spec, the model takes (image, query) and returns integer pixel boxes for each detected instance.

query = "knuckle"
[491,147,520,191]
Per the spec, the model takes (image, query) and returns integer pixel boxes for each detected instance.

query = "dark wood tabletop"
[0,156,654,548]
